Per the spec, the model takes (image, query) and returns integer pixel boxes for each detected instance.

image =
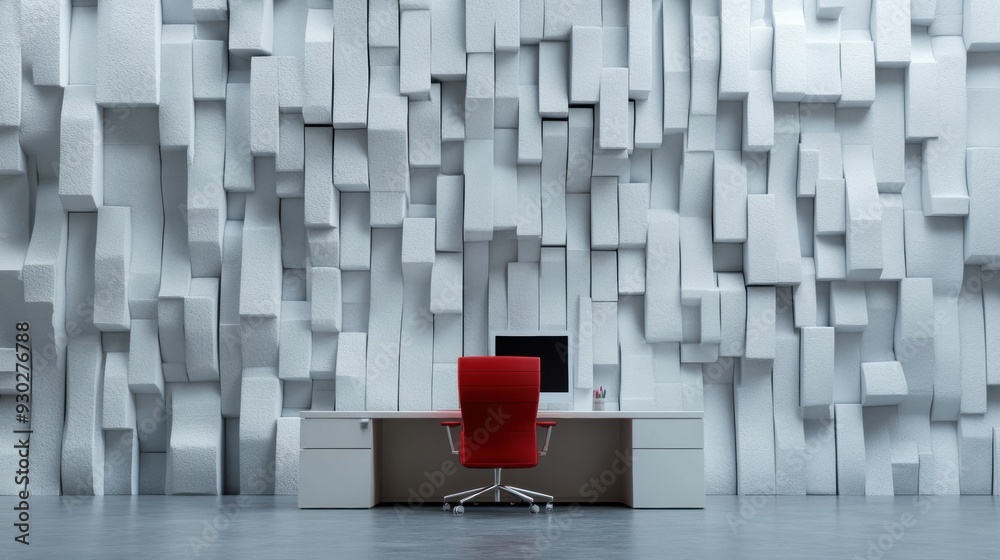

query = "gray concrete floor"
[0,495,997,560]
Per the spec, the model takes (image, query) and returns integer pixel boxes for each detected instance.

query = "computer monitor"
[489,331,573,404]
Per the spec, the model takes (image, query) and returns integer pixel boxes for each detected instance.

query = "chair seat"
[459,429,539,469]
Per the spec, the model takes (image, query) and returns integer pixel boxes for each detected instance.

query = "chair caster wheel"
[443,503,451,512]
[453,505,465,515]
[545,503,554,513]
[529,504,540,514]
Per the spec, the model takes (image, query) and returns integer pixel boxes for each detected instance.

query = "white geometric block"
[719,0,750,101]
[336,332,367,411]
[994,428,1000,496]
[431,253,464,314]
[185,278,220,381]
[239,370,281,495]
[718,272,747,357]
[334,129,369,192]
[62,336,105,495]
[193,40,227,101]
[620,354,655,411]
[507,261,539,330]
[310,267,342,333]
[965,148,1000,264]
[800,327,835,408]
[861,361,908,406]
[862,406,895,496]
[592,302,618,367]
[518,85,543,164]
[839,39,876,109]
[830,280,869,332]
[409,83,441,168]
[618,183,649,249]
[399,266,434,411]
[276,114,304,175]
[958,267,988,414]
[713,151,748,243]
[159,25,195,153]
[274,417,300,495]
[590,177,618,250]
[704,383,737,494]
[646,210,682,342]
[368,96,409,194]
[429,0,465,78]
[570,26,601,104]
[842,145,884,279]
[957,415,993,495]
[464,139,494,241]
[567,108,594,192]
[493,129,519,230]
[401,217,436,278]
[495,51,520,128]
[745,286,776,361]
[598,68,629,150]
[905,32,938,140]
[340,193,371,271]
[772,0,807,102]
[128,319,164,396]
[167,382,222,495]
[59,85,103,211]
[793,258,817,328]
[871,0,911,67]
[435,175,464,253]
[920,37,969,216]
[224,83,254,193]
[538,41,569,118]
[814,178,846,236]
[333,0,367,127]
[919,422,960,495]
[188,102,227,277]
[463,241,490,355]
[93,206,131,332]
[278,301,312,381]
[303,8,333,124]
[95,0,160,106]
[591,251,617,303]
[626,0,652,99]
[249,56,280,157]
[366,229,404,410]
[432,363,459,410]
[576,295,594,389]
[735,358,776,494]
[400,9,431,100]
[465,0,494,52]
[744,194,777,285]
[441,82,466,141]
[963,0,1000,51]
[540,120,568,246]
[618,249,645,295]
[464,52,494,139]
[239,223,282,318]
[539,247,566,330]
[835,403,866,495]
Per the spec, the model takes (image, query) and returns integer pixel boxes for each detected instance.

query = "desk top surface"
[300,410,703,419]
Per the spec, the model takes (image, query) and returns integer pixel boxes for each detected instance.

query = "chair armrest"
[537,422,556,456]
[441,422,461,455]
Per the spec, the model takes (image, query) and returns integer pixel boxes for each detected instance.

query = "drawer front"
[298,449,376,508]
[631,419,704,449]
[629,448,705,508]
[301,418,374,449]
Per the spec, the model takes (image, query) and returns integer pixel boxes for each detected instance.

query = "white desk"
[298,410,705,509]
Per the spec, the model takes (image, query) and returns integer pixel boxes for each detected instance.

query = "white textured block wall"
[1,0,999,498]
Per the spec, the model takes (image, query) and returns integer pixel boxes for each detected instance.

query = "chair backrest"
[457,356,541,468]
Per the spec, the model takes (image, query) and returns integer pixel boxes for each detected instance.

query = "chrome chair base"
[443,468,553,514]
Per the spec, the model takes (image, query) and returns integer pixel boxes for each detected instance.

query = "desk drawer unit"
[301,418,374,449]
[628,418,705,508]
[299,418,379,508]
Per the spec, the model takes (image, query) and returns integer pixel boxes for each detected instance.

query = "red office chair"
[440,356,557,515]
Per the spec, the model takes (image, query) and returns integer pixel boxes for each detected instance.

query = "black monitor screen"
[494,335,570,393]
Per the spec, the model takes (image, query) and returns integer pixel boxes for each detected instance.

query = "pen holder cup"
[593,398,606,411]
